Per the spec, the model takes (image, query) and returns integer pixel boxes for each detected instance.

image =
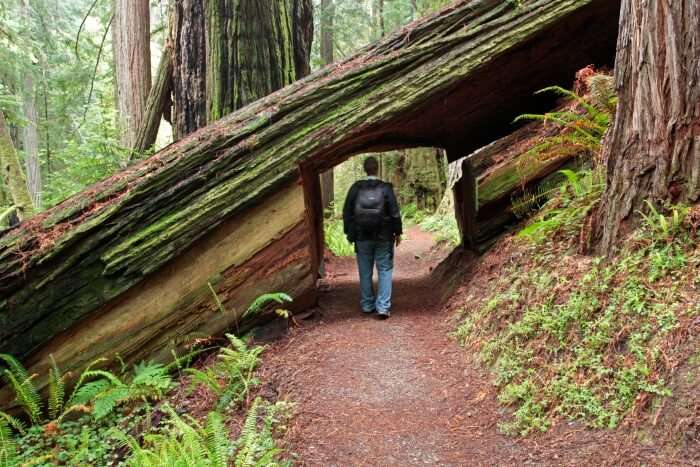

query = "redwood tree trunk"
[22,78,41,209]
[113,0,152,150]
[173,0,313,139]
[320,0,335,214]
[597,0,700,253]
[171,0,207,140]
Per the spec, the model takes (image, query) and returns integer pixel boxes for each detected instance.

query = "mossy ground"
[453,193,700,438]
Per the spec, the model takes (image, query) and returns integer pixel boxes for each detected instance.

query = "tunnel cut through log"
[0,0,621,390]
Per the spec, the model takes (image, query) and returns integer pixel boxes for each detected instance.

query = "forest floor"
[256,227,694,467]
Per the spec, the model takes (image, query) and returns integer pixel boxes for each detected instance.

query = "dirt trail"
[259,227,688,467]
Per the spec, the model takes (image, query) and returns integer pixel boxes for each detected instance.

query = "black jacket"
[343,179,402,242]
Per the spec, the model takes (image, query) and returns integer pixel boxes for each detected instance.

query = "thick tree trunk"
[22,78,41,209]
[0,111,35,220]
[0,0,621,379]
[320,0,335,215]
[113,0,152,150]
[171,0,207,139]
[173,0,313,139]
[596,0,700,253]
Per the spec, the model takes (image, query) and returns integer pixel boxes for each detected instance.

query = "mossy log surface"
[0,0,619,362]
[468,120,585,245]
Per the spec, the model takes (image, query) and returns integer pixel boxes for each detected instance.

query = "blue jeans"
[355,240,394,314]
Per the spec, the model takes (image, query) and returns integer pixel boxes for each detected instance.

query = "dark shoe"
[362,309,376,315]
[376,311,390,320]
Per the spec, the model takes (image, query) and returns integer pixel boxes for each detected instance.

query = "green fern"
[513,81,615,169]
[234,398,292,467]
[187,334,264,411]
[517,169,604,242]
[47,355,65,421]
[637,201,689,243]
[0,412,25,435]
[0,354,43,425]
[588,74,617,115]
[511,176,565,219]
[244,293,293,319]
[0,417,19,467]
[71,361,173,419]
[115,405,232,467]
[205,411,229,467]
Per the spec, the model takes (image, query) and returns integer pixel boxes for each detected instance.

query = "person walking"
[342,156,402,319]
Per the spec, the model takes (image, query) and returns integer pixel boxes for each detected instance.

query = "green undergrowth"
[421,210,460,246]
[456,190,700,436]
[325,218,354,257]
[0,296,295,466]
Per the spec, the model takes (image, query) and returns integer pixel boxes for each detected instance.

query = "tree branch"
[81,13,114,125]
[74,0,102,61]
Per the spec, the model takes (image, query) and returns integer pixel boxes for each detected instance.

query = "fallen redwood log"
[0,0,620,381]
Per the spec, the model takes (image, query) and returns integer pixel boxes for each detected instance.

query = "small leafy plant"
[113,405,231,467]
[114,399,293,467]
[186,334,264,411]
[325,218,354,257]
[0,353,173,431]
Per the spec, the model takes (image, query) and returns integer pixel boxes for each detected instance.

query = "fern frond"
[244,293,293,319]
[0,411,26,435]
[130,361,173,400]
[205,411,230,467]
[0,355,30,384]
[225,334,249,353]
[209,282,229,314]
[80,369,125,388]
[185,368,223,396]
[92,386,130,419]
[589,74,616,114]
[47,355,65,421]
[0,355,42,423]
[0,417,19,467]
[2,371,43,425]
[69,379,112,406]
[66,358,109,406]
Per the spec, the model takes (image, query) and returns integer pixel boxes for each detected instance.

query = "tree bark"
[0,111,35,220]
[133,45,174,155]
[173,0,314,139]
[0,0,621,366]
[22,77,41,209]
[112,0,152,150]
[596,0,700,253]
[171,0,207,140]
[320,0,335,215]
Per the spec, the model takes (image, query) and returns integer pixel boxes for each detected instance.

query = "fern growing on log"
[514,82,614,163]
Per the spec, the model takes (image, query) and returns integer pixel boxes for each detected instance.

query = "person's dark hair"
[363,156,379,176]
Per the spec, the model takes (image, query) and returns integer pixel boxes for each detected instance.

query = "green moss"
[456,208,698,435]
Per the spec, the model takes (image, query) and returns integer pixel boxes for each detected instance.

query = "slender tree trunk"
[113,0,152,150]
[21,2,41,209]
[596,0,700,253]
[320,0,335,215]
[133,45,174,155]
[173,0,313,139]
[0,111,35,219]
[22,77,41,209]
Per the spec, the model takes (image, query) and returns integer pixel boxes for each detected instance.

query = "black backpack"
[354,182,386,230]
